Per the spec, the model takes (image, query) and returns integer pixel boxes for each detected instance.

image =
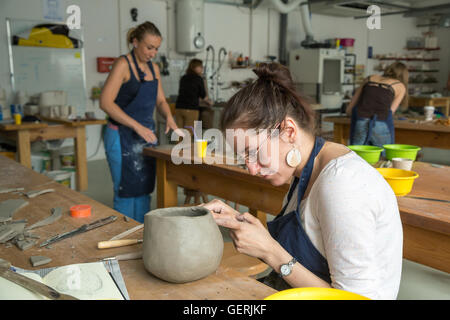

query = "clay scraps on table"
[30,256,52,267]
[1,207,62,251]
[24,189,55,199]
[26,207,62,231]
[0,199,29,223]
[0,187,25,194]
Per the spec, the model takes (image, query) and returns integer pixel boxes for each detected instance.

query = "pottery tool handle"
[0,268,78,300]
[97,239,142,249]
[102,251,143,261]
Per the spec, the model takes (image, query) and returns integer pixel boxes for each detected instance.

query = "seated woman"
[202,62,403,300]
[175,59,213,131]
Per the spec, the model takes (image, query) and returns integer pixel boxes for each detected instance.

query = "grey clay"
[143,206,224,283]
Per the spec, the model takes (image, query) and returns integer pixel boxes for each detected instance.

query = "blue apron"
[265,136,331,289]
[118,50,157,198]
[349,94,395,146]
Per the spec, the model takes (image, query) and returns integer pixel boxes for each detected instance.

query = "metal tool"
[40,215,118,247]
[0,258,78,300]
[100,251,143,262]
[404,196,450,204]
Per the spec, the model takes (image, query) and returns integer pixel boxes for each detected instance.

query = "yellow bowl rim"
[376,168,419,180]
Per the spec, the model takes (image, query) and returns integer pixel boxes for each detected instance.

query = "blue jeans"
[104,126,150,223]
[352,118,392,148]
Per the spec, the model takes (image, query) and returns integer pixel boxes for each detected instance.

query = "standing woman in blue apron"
[202,63,403,299]
[346,62,409,147]
[100,22,179,223]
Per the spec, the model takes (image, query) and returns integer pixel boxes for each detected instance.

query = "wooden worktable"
[0,155,276,300]
[144,145,290,225]
[396,162,450,273]
[144,145,450,273]
[409,96,450,117]
[324,116,450,149]
[0,118,107,191]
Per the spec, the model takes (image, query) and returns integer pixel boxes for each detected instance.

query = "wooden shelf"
[377,57,440,62]
[231,65,252,70]
[405,47,440,51]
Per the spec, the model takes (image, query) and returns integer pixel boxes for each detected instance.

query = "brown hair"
[383,62,409,108]
[186,59,203,76]
[221,62,316,134]
[127,21,162,47]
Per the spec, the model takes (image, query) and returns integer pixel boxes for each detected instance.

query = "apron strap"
[131,50,146,82]
[148,60,156,79]
[296,137,325,207]
[364,114,378,145]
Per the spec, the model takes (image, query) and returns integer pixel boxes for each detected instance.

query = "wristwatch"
[279,258,297,277]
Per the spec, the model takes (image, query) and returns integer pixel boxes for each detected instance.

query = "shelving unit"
[373,46,441,96]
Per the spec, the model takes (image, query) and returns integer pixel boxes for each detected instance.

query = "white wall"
[1,0,448,163]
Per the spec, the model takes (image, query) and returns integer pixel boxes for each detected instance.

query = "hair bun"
[253,63,277,81]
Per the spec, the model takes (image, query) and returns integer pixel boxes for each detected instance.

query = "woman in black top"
[346,62,408,147]
[175,59,213,131]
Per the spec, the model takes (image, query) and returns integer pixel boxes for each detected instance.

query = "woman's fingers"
[215,217,241,230]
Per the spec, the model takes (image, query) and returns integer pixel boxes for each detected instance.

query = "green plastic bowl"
[382,144,421,161]
[348,145,384,164]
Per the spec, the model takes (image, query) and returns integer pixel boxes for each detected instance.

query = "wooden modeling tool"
[109,224,143,241]
[97,239,143,249]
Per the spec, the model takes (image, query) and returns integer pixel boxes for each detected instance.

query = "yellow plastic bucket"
[376,168,419,197]
[264,287,370,300]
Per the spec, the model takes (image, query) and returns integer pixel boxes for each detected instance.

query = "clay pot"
[143,206,224,283]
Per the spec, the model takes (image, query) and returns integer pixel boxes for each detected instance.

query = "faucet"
[204,45,216,101]
[213,47,227,102]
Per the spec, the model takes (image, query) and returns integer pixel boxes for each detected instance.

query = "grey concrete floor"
[82,159,450,300]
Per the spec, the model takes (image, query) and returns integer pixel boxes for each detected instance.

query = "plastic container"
[265,287,369,300]
[348,145,384,164]
[61,167,76,190]
[340,38,355,47]
[376,168,419,197]
[45,170,72,188]
[60,149,75,167]
[382,144,421,161]
[31,152,52,173]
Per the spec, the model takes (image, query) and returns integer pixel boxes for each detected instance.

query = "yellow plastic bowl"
[264,288,370,300]
[376,168,419,197]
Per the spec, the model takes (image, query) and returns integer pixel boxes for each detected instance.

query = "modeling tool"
[98,239,143,249]
[100,251,143,261]
[0,259,78,300]
[40,215,118,247]
[109,224,143,241]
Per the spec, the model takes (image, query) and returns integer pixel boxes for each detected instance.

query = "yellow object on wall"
[13,24,80,49]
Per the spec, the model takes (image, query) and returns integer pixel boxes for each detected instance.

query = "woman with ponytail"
[100,21,180,222]
[202,63,403,299]
[346,62,409,147]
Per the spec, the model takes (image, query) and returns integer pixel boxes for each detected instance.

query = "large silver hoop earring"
[286,145,301,167]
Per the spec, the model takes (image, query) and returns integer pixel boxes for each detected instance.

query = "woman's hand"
[201,199,278,262]
[201,199,240,226]
[165,115,185,138]
[135,124,158,144]
[228,212,278,262]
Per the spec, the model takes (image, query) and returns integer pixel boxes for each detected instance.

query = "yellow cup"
[195,139,208,158]
[14,113,22,125]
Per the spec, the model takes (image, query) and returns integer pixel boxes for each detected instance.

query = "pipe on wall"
[279,0,288,65]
